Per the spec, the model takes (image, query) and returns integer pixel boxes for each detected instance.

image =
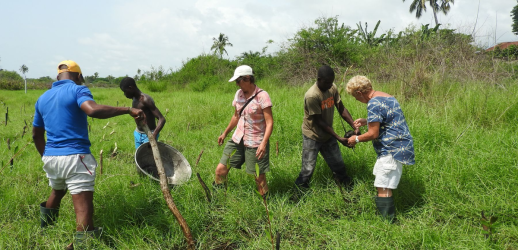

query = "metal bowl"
[134,142,192,185]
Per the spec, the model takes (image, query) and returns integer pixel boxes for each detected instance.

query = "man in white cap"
[32,60,144,249]
[213,65,274,198]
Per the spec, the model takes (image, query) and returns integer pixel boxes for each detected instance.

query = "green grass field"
[1,78,517,249]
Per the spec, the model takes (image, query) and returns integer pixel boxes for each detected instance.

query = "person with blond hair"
[346,75,415,222]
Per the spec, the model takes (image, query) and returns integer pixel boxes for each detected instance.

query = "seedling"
[255,163,275,250]
[481,211,500,240]
[222,149,237,195]
[193,150,212,202]
[110,143,118,158]
[99,150,103,175]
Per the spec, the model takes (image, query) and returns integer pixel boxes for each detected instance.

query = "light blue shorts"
[134,129,160,149]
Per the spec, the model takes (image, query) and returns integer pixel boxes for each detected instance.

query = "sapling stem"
[99,150,103,175]
[0,141,31,174]
[193,150,212,202]
[140,121,195,250]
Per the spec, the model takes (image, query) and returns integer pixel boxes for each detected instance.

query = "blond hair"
[346,75,373,95]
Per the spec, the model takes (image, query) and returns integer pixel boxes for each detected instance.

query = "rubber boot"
[65,227,103,250]
[40,202,59,228]
[375,197,396,223]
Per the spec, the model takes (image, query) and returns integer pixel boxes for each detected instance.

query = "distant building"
[486,41,518,51]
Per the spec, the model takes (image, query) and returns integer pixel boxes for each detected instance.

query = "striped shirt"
[231,87,272,148]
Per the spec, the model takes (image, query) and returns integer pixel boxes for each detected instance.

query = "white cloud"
[1,0,517,78]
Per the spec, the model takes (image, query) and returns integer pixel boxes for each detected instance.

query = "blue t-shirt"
[367,96,415,165]
[33,80,94,156]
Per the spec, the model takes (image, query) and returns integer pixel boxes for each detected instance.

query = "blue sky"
[0,0,516,79]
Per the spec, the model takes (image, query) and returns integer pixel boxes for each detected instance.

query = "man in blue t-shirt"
[32,60,144,249]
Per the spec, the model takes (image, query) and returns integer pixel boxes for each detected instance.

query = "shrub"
[145,80,168,93]
[0,70,23,90]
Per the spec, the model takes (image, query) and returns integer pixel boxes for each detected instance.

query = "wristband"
[355,136,359,143]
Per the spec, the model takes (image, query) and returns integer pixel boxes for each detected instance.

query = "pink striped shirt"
[231,87,272,148]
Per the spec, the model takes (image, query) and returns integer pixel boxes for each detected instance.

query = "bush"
[190,76,218,92]
[0,70,23,90]
[165,54,235,85]
[145,80,168,92]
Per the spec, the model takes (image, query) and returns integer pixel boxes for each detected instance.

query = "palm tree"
[403,0,454,26]
[19,64,28,94]
[211,33,233,58]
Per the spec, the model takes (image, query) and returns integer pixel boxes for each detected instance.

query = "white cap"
[228,65,253,82]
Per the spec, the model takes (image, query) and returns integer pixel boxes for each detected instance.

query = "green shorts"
[219,139,270,175]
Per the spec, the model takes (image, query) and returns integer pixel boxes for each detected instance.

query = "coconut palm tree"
[403,0,454,26]
[19,64,28,94]
[211,33,233,59]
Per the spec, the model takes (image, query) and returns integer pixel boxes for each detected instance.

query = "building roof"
[486,41,518,51]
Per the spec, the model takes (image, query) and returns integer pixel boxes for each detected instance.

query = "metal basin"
[135,142,192,185]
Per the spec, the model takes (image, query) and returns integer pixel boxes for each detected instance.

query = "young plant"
[223,149,237,194]
[193,150,212,202]
[481,211,500,240]
[255,163,275,250]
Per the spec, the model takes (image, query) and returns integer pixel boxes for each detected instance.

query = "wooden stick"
[193,150,211,202]
[99,150,103,175]
[5,107,8,126]
[21,121,27,138]
[140,122,195,250]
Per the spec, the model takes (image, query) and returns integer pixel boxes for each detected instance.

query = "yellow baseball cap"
[57,60,84,82]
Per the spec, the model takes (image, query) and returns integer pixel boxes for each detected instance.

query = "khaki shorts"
[42,154,97,194]
[373,154,403,189]
[219,140,270,175]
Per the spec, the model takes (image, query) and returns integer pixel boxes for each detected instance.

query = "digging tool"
[139,121,195,250]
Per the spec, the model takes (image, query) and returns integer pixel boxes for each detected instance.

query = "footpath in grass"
[0,80,517,249]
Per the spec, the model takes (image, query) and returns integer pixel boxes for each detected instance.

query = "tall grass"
[0,75,517,249]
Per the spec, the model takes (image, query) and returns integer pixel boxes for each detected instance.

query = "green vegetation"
[1,17,518,249]
[512,1,518,35]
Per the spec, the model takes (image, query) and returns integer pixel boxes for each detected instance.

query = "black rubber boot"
[40,202,59,228]
[65,227,103,250]
[375,197,396,223]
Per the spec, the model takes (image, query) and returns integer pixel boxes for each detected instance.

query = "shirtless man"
[120,77,166,149]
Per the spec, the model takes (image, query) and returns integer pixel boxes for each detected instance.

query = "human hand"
[218,133,227,146]
[337,137,352,148]
[347,136,357,147]
[353,118,367,128]
[130,108,145,122]
[354,127,361,135]
[256,143,267,160]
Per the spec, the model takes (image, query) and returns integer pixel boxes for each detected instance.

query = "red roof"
[486,41,518,51]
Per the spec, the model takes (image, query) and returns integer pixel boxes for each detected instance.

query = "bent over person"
[213,65,273,197]
[32,60,144,249]
[295,65,359,189]
[119,77,166,149]
[346,75,415,222]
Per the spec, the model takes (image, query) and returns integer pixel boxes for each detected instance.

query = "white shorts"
[42,154,97,194]
[373,154,403,189]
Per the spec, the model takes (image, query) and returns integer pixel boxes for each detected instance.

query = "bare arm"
[314,114,343,142]
[218,109,239,146]
[336,101,360,134]
[348,121,380,146]
[32,126,46,157]
[256,107,273,159]
[143,98,166,138]
[80,100,144,119]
